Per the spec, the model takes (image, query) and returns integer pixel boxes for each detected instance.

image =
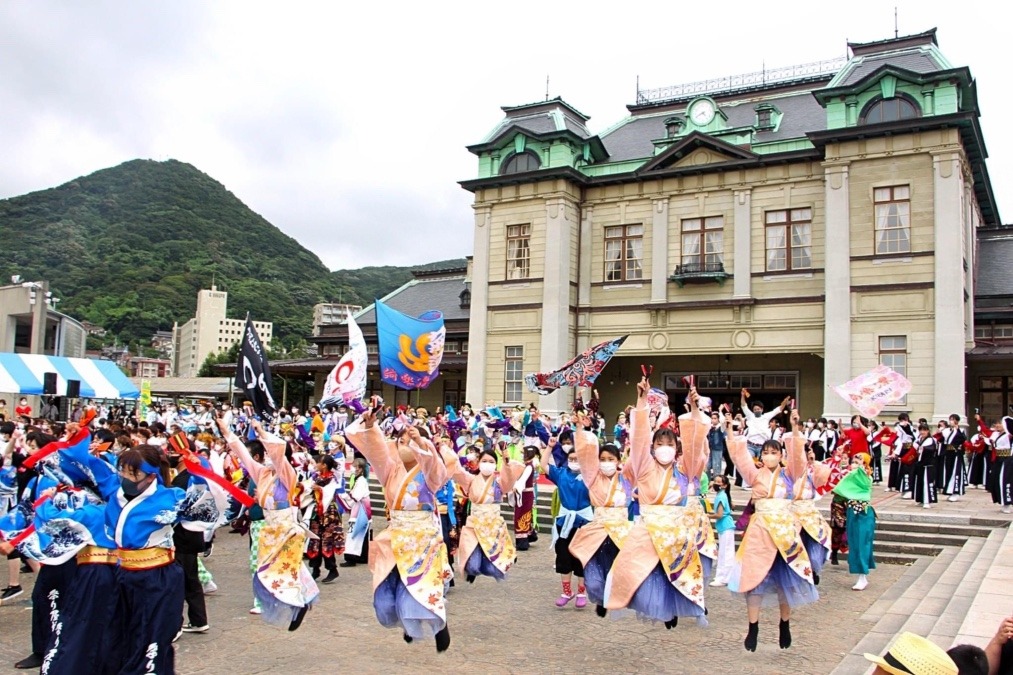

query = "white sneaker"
[202,581,218,595]
[249,606,262,615]
[852,576,869,591]
[946,495,959,502]
[901,492,912,499]
[1002,506,1012,514]
[923,504,931,509]
[709,580,727,587]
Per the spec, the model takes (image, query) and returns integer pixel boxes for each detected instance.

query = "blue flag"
[375,299,446,390]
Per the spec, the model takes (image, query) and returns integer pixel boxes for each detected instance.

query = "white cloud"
[1,1,1009,268]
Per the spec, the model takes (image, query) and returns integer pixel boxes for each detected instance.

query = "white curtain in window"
[682,233,700,266]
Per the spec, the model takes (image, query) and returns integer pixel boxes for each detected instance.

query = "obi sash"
[593,506,634,548]
[790,499,831,549]
[640,502,707,608]
[467,502,515,575]
[747,498,813,584]
[256,507,320,609]
[389,509,452,622]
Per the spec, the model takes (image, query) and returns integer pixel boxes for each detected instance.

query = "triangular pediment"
[638,132,758,174]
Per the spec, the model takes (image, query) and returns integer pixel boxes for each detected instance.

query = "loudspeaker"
[43,372,57,395]
[67,379,81,398]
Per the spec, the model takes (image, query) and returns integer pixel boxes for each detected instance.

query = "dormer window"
[664,116,685,138]
[459,288,471,309]
[754,104,777,130]
[500,151,541,175]
[860,95,920,125]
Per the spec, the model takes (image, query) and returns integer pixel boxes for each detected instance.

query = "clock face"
[690,99,715,125]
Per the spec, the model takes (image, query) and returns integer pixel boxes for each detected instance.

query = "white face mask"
[479,462,496,477]
[654,445,676,465]
[761,452,781,469]
[599,461,617,477]
[561,444,573,452]
[567,460,581,472]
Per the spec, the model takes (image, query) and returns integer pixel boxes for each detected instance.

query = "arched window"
[860,96,921,125]
[500,151,541,175]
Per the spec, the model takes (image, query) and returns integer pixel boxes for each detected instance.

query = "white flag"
[320,312,367,407]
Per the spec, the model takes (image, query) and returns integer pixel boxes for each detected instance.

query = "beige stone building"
[461,30,999,422]
[172,286,272,377]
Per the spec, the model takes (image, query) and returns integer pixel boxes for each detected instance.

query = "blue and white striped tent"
[0,353,140,399]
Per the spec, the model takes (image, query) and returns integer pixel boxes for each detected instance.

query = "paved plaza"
[1,482,1008,674]
[0,524,900,674]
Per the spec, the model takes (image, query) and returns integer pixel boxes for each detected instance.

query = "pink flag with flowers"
[832,365,912,418]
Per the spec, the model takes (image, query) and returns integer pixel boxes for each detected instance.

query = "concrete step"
[830,547,961,675]
[953,527,1013,649]
[926,533,1000,648]
[896,539,985,640]
[875,530,966,546]
[875,520,994,538]
[872,541,942,558]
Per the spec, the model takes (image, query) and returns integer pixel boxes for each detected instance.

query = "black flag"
[237,314,277,419]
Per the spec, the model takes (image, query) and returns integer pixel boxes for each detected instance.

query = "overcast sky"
[1,1,1008,269]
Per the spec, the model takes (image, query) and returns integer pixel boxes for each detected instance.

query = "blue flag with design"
[376,299,446,390]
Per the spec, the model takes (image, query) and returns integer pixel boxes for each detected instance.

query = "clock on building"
[689,98,716,126]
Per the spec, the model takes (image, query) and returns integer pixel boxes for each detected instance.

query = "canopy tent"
[0,352,140,400]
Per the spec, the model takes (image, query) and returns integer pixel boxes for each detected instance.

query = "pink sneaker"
[575,594,587,609]
[555,594,574,608]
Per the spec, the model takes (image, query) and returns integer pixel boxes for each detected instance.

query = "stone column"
[932,151,967,422]
[732,189,752,299]
[540,196,575,414]
[465,206,491,406]
[576,205,593,353]
[651,198,669,303]
[823,163,852,418]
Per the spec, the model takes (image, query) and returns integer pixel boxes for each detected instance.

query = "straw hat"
[864,633,957,675]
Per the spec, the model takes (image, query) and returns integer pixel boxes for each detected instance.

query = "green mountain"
[0,159,466,349]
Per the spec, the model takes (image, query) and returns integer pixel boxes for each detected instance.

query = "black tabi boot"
[435,624,451,653]
[744,622,759,652]
[779,619,792,649]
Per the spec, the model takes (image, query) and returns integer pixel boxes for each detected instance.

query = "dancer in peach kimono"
[446,447,523,582]
[604,378,716,627]
[789,436,832,585]
[219,417,319,631]
[568,413,634,617]
[727,408,817,652]
[345,409,453,652]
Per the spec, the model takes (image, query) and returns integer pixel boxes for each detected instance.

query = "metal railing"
[636,57,847,105]
[673,261,727,276]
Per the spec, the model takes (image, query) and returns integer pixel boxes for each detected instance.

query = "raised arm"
[574,414,601,486]
[345,413,400,485]
[783,410,807,480]
[811,461,832,488]
[628,378,654,480]
[539,439,555,478]
[260,431,298,494]
[218,417,267,487]
[497,460,525,494]
[677,388,709,481]
[726,414,759,485]
[407,429,448,493]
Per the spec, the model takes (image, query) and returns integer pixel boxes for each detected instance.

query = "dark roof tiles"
[835,50,944,87]
[600,91,828,162]
[976,234,1013,297]
[354,276,470,325]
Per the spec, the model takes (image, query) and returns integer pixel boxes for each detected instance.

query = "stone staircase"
[829,526,1006,674]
